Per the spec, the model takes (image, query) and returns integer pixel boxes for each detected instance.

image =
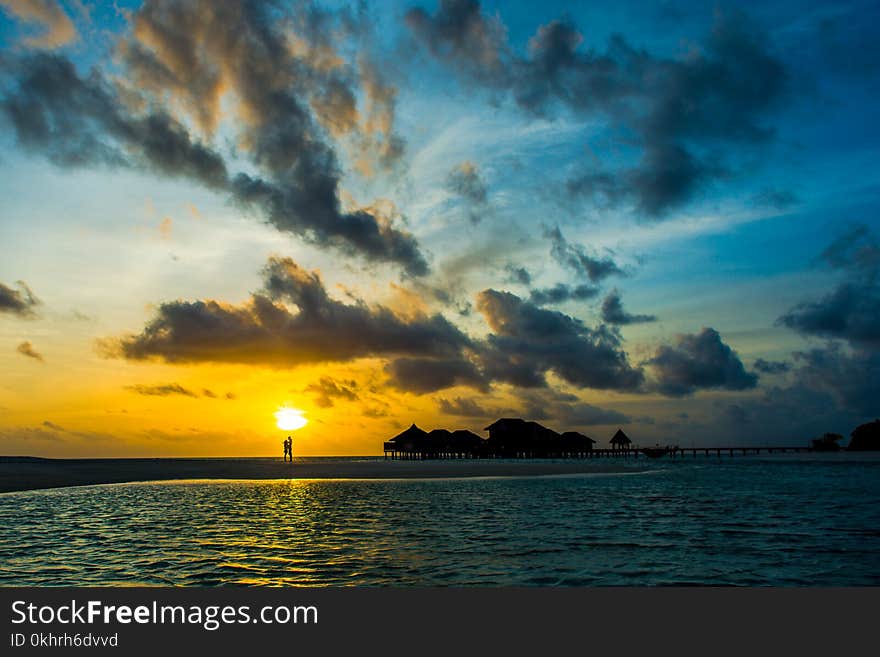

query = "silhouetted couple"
[283,436,293,462]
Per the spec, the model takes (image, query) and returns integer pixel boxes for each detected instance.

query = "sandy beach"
[0,456,640,493]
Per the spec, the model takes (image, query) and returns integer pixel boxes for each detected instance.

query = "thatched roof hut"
[484,418,560,438]
[450,429,484,449]
[427,428,453,450]
[561,431,596,443]
[484,418,559,443]
[484,418,527,432]
[482,418,562,456]
[610,428,631,449]
[527,421,560,440]
[389,423,428,449]
[561,431,596,450]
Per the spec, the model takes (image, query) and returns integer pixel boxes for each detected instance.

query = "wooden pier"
[669,446,812,457]
[382,443,814,460]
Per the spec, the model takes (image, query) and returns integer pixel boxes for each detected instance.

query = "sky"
[0,0,878,457]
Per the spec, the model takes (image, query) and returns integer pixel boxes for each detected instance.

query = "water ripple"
[1,458,879,586]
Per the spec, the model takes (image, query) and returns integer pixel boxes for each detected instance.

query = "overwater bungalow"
[450,429,484,452]
[384,419,618,459]
[484,418,561,457]
[384,424,485,459]
[428,428,452,444]
[484,418,529,442]
[426,429,453,457]
[385,423,428,455]
[560,431,596,454]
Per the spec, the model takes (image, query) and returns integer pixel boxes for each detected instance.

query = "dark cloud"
[752,358,790,375]
[16,340,43,361]
[42,420,64,431]
[779,283,880,348]
[752,187,798,210]
[0,53,229,184]
[0,279,40,317]
[105,256,470,366]
[705,376,870,446]
[545,226,624,282]
[437,396,494,417]
[565,171,626,210]
[704,238,880,441]
[0,425,64,442]
[125,383,198,398]
[405,0,508,83]
[819,224,880,272]
[567,143,720,216]
[0,1,428,276]
[108,258,650,396]
[513,18,609,114]
[503,264,532,286]
[516,389,630,426]
[529,282,599,306]
[446,160,487,203]
[553,402,630,426]
[475,289,644,390]
[408,4,788,216]
[121,0,424,274]
[229,172,427,277]
[386,356,487,394]
[601,290,657,325]
[779,225,880,348]
[646,327,758,396]
[628,143,720,216]
[202,388,235,399]
[437,389,630,422]
[791,344,880,417]
[305,376,359,408]
[445,160,489,223]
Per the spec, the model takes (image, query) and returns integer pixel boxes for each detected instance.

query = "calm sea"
[1,454,879,586]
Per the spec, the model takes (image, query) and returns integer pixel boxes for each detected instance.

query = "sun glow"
[274,406,308,431]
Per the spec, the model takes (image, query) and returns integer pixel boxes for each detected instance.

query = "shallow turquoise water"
[1,454,878,586]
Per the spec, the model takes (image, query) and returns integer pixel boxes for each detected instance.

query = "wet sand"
[0,456,639,493]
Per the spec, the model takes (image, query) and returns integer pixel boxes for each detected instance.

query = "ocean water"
[1,454,879,586]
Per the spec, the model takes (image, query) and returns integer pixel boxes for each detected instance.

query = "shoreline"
[0,456,647,494]
[2,452,871,494]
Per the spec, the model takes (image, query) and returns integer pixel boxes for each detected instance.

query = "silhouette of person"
[283,436,293,462]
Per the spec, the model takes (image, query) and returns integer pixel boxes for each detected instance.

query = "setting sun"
[274,407,308,431]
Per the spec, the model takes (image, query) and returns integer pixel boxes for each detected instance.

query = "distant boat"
[641,445,675,458]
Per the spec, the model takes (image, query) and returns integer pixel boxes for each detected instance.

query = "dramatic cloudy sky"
[1,0,878,456]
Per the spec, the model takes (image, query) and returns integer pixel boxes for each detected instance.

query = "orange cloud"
[16,340,44,362]
[1,0,78,48]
